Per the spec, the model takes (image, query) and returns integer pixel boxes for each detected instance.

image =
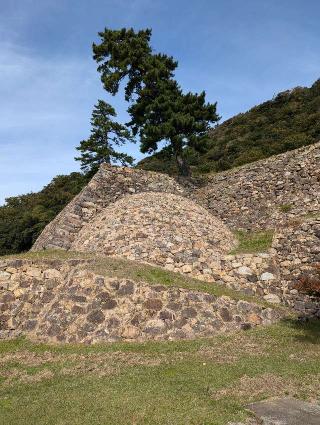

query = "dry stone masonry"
[0,259,281,343]
[32,165,187,251]
[271,218,320,316]
[207,218,320,317]
[1,142,319,344]
[195,141,320,230]
[71,192,236,279]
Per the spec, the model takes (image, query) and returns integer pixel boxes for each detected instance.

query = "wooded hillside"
[138,79,320,174]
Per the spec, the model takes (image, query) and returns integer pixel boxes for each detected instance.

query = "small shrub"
[294,264,320,297]
[279,204,293,213]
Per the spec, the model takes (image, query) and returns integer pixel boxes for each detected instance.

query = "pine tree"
[127,75,218,176]
[93,27,219,176]
[75,100,134,175]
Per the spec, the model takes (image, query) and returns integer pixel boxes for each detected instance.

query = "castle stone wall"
[194,142,320,230]
[32,165,186,251]
[213,219,320,317]
[30,143,320,319]
[0,259,281,343]
[71,192,236,280]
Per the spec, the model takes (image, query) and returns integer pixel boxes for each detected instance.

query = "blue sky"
[0,0,319,205]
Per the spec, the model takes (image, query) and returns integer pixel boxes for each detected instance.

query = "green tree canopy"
[75,100,134,175]
[0,173,88,255]
[93,27,219,175]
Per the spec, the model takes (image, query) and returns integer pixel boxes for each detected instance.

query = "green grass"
[303,212,320,220]
[230,230,274,254]
[1,250,286,311]
[279,204,293,213]
[0,319,319,425]
[0,249,97,261]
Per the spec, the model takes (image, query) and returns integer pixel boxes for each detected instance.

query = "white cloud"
[0,42,96,129]
[0,41,142,205]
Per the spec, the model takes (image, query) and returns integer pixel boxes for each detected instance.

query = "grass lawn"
[0,319,319,425]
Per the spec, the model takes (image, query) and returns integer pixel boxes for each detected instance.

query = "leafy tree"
[0,173,88,255]
[75,100,134,175]
[93,27,219,176]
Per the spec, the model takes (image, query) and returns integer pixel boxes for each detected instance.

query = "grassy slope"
[0,320,319,425]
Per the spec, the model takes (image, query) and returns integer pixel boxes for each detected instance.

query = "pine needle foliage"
[93,27,219,176]
[75,100,134,175]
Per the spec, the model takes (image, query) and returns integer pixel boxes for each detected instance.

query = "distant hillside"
[137,78,320,174]
[0,173,89,255]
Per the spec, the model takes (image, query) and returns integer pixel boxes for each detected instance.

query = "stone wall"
[30,143,320,319]
[0,259,281,344]
[71,192,236,280]
[219,253,279,299]
[194,142,320,230]
[33,143,320,250]
[217,252,319,317]
[271,218,320,315]
[32,165,187,251]
[212,219,320,317]
[32,142,320,252]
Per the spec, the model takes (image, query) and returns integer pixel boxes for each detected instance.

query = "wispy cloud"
[0,0,319,205]
[0,41,141,205]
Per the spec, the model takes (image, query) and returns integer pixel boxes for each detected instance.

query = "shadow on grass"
[282,317,320,344]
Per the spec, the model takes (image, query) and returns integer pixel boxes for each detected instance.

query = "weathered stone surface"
[71,305,86,315]
[87,310,105,324]
[118,281,135,296]
[181,307,198,319]
[44,269,61,280]
[71,192,235,279]
[220,307,233,322]
[260,272,275,281]
[101,299,117,310]
[237,266,254,276]
[263,294,281,304]
[271,219,320,316]
[32,165,188,251]
[144,299,163,311]
[121,325,140,339]
[0,271,11,281]
[247,398,320,425]
[28,144,320,318]
[195,142,320,230]
[0,259,282,344]
[219,227,320,317]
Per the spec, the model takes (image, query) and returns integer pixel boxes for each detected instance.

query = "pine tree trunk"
[175,152,191,177]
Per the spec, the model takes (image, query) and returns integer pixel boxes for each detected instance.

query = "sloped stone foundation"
[0,259,281,344]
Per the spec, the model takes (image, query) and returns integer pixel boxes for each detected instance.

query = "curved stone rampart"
[71,192,236,279]
[33,142,320,251]
[30,143,320,318]
[32,165,186,251]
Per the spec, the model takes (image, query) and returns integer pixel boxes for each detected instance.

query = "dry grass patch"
[0,319,319,425]
[212,372,320,404]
